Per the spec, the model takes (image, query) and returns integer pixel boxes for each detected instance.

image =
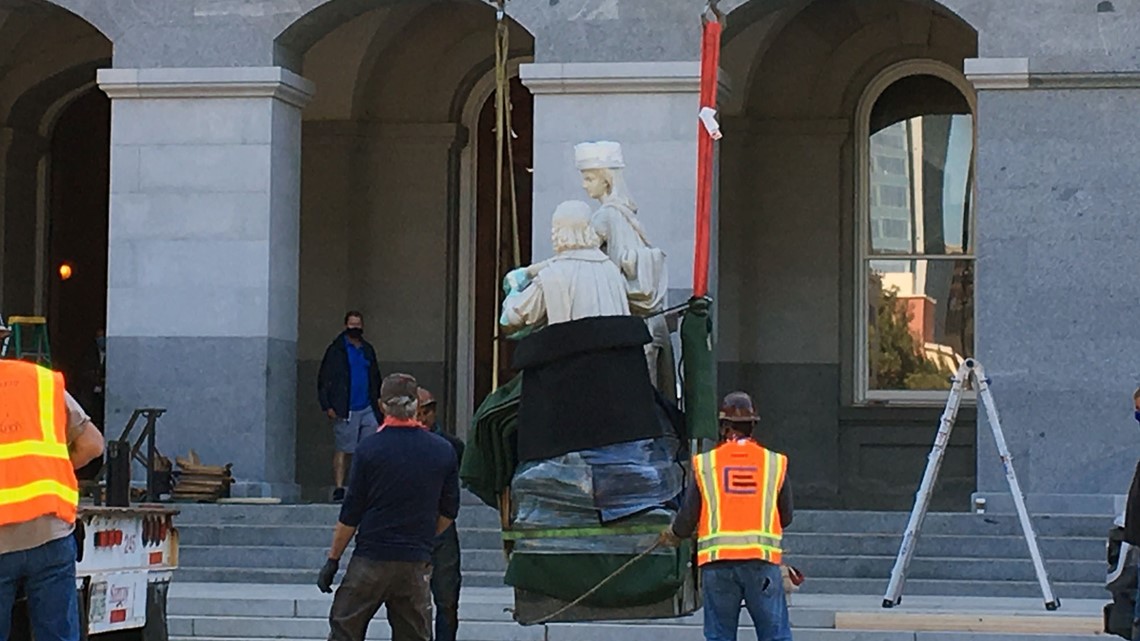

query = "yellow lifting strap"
[491,0,522,391]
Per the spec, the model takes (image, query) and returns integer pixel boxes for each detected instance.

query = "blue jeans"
[430,525,461,641]
[702,560,792,641]
[0,535,80,641]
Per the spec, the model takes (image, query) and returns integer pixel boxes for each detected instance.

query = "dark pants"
[1133,562,1140,639]
[0,536,80,641]
[431,526,462,641]
[328,557,432,641]
[701,560,792,641]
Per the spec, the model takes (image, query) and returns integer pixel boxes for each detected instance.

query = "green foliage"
[869,284,951,391]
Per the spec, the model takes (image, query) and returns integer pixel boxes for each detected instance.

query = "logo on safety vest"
[722,466,759,494]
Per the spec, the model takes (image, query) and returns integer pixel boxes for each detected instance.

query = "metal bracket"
[93,408,169,504]
[702,0,725,26]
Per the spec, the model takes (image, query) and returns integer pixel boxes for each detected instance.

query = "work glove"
[503,267,532,295]
[657,528,681,548]
[317,558,339,593]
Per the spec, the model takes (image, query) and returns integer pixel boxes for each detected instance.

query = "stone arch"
[732,0,977,120]
[353,1,532,122]
[288,0,536,498]
[0,0,115,45]
[0,1,112,391]
[274,0,538,71]
[713,0,980,509]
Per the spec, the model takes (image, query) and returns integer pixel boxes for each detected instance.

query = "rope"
[490,0,521,391]
[527,540,663,625]
[501,523,665,541]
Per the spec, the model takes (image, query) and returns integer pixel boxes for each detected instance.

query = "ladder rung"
[7,316,46,325]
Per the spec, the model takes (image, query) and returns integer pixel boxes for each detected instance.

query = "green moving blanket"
[459,374,523,508]
[504,542,693,608]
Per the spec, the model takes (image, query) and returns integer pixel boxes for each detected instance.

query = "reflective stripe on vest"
[694,440,786,566]
[0,361,78,526]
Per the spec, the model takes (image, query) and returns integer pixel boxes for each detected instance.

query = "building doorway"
[46,88,111,415]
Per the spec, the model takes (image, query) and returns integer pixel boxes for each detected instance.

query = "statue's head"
[575,141,625,201]
[580,168,613,200]
[551,200,601,253]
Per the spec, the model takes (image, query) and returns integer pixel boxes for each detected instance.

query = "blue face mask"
[1135,410,1140,424]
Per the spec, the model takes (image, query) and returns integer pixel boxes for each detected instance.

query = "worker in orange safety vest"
[0,327,106,641]
[659,391,793,641]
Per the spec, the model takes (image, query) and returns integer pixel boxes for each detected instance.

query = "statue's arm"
[500,277,547,334]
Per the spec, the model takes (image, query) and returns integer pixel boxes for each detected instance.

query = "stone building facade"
[1,0,1137,509]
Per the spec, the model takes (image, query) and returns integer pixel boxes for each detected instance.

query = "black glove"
[318,558,339,593]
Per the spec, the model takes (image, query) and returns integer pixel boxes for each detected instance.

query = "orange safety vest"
[693,439,787,566]
[0,360,78,526]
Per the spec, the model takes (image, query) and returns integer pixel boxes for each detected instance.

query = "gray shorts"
[333,407,379,454]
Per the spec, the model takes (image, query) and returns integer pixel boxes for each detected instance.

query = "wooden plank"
[834,612,1102,634]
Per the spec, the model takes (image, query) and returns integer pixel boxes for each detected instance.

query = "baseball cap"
[380,373,419,405]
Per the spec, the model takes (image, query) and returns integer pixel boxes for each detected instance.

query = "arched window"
[855,61,976,403]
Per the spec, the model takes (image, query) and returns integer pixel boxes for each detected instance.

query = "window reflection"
[869,114,973,256]
[867,259,974,391]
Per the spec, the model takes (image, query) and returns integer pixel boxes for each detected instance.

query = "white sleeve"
[64,392,92,444]
[500,276,548,333]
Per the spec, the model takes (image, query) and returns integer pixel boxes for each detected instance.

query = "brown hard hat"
[719,391,759,423]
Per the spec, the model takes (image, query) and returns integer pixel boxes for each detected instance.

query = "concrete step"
[782,533,1105,561]
[177,546,510,572]
[790,555,1102,583]
[796,577,1105,599]
[168,629,1103,634]
[171,564,1105,599]
[786,512,1114,538]
[167,616,1106,641]
[169,615,546,640]
[174,566,508,587]
[175,527,1106,562]
[171,506,1113,539]
[178,525,507,550]
[176,546,1104,584]
[172,503,498,527]
[166,585,1109,641]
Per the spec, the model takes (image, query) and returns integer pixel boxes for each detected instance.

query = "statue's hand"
[503,267,532,295]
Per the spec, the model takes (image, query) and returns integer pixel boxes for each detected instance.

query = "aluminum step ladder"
[882,358,1060,611]
[1,316,52,367]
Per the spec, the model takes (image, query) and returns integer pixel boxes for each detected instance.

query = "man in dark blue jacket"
[318,373,459,641]
[318,311,382,502]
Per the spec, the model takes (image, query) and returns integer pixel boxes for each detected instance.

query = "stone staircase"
[172,495,1114,600]
[165,584,1110,641]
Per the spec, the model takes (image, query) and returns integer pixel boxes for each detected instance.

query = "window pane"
[866,259,974,392]
[869,115,973,256]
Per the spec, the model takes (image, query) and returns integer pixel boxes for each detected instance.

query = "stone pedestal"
[968,57,1140,515]
[520,61,708,308]
[98,67,313,499]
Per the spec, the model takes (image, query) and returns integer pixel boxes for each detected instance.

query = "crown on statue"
[574,141,625,170]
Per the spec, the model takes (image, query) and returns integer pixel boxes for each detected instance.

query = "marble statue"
[500,200,629,336]
[575,141,677,402]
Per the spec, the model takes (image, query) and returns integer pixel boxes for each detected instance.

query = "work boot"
[332,487,345,503]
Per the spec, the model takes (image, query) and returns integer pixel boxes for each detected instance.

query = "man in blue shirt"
[416,388,464,641]
[318,311,382,502]
[318,373,460,641]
